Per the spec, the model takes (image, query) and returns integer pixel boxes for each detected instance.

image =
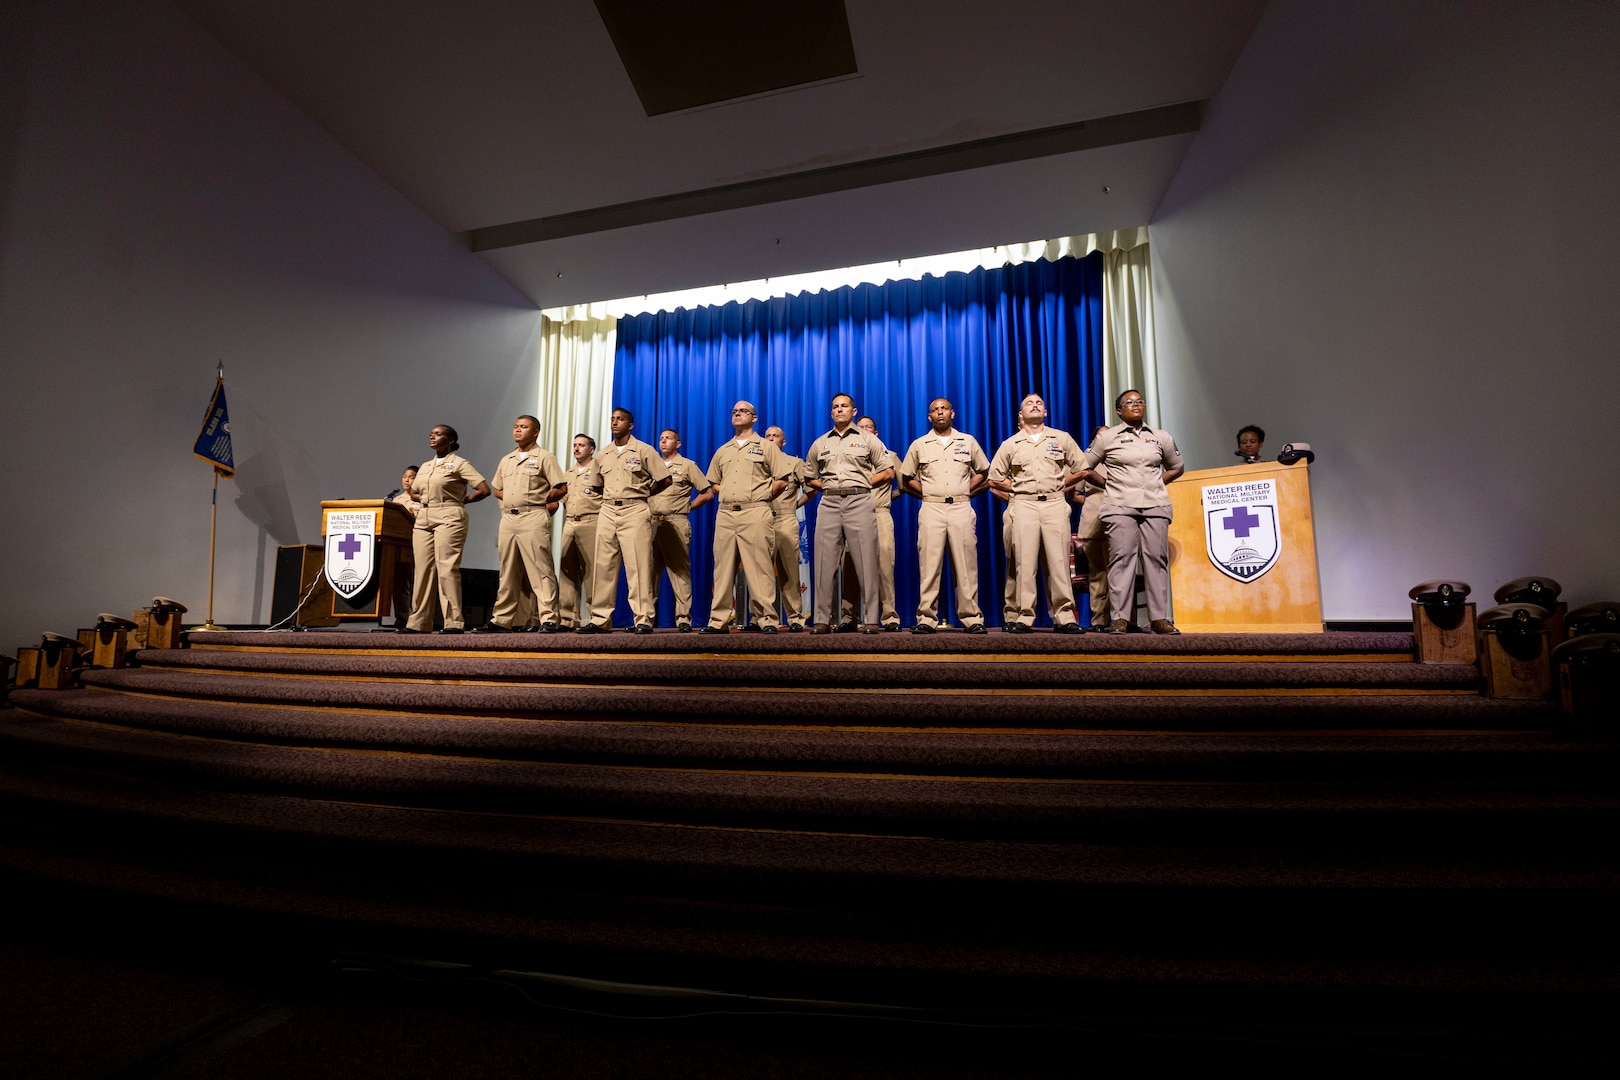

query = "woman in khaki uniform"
[406,424,490,634]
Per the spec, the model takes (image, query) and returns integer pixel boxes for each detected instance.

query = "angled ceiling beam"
[464,100,1202,252]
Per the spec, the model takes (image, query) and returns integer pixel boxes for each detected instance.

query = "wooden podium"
[1166,461,1323,633]
[319,500,415,620]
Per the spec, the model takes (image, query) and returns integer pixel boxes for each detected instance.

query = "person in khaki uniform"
[1080,390,1185,635]
[649,428,714,631]
[478,415,568,633]
[406,424,490,634]
[583,408,670,634]
[899,398,990,634]
[839,416,900,630]
[763,426,810,631]
[988,394,1087,634]
[389,465,423,629]
[805,393,891,634]
[701,403,792,633]
[1070,427,1112,629]
[557,434,601,629]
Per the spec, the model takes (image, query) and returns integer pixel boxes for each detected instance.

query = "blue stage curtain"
[609,252,1104,628]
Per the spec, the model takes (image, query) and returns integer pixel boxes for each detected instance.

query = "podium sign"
[1167,462,1323,633]
[324,510,378,599]
[320,500,415,620]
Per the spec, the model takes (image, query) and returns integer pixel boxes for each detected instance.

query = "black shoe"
[966,624,987,635]
[1003,622,1031,634]
[575,624,603,635]
[698,625,726,635]
[634,624,653,635]
[394,627,422,635]
[474,623,511,633]
[786,622,806,633]
[761,624,778,634]
[676,621,692,633]
[882,622,902,632]
[835,622,858,634]
[537,623,559,634]
[911,623,935,635]
[1053,622,1081,635]
[438,627,464,635]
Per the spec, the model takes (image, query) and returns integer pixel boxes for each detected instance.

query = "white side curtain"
[1102,242,1160,429]
[536,313,616,544]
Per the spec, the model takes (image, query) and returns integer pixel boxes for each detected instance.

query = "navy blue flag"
[193,377,234,477]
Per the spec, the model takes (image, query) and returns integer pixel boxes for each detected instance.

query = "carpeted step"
[133,648,1480,692]
[3,707,1611,846]
[7,688,1584,783]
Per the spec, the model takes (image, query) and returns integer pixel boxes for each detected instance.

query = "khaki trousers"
[841,507,897,624]
[557,514,597,628]
[1006,495,1078,627]
[1002,501,1018,624]
[408,509,467,631]
[915,501,982,627]
[590,500,654,628]
[649,514,695,623]
[493,507,558,627]
[1082,536,1111,625]
[708,503,776,628]
[815,490,879,626]
[1100,504,1173,623]
[769,512,804,624]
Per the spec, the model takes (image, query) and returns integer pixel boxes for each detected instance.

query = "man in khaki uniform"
[899,398,990,634]
[805,393,891,634]
[702,402,791,633]
[557,434,601,629]
[1071,427,1111,629]
[649,428,714,631]
[583,408,670,634]
[839,416,900,630]
[479,415,568,633]
[763,426,810,631]
[987,393,1087,633]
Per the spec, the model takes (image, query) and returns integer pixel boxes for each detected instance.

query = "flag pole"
[199,469,223,630]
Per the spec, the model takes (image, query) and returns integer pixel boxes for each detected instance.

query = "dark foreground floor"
[5,881,1617,1079]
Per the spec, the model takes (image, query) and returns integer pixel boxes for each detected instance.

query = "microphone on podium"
[385,487,402,499]
[1235,450,1260,463]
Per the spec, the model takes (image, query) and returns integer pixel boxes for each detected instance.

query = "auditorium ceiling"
[175,0,1267,307]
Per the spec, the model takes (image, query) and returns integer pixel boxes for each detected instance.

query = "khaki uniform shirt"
[805,427,892,490]
[900,430,989,498]
[493,447,567,509]
[565,459,603,516]
[1082,424,1184,508]
[870,447,897,510]
[987,427,1086,494]
[597,437,670,500]
[412,453,487,509]
[770,455,807,515]
[391,491,421,519]
[707,433,791,505]
[649,454,711,515]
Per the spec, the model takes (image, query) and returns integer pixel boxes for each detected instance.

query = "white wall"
[1150,0,1620,619]
[0,0,540,646]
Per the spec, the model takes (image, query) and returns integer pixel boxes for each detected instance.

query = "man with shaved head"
[702,401,793,633]
[899,397,989,633]
[804,392,890,634]
[987,393,1087,633]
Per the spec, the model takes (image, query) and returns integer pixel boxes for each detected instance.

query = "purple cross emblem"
[338,533,362,559]
[1222,506,1260,538]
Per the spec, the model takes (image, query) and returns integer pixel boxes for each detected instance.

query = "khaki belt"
[652,512,688,522]
[608,498,647,507]
[1012,491,1063,501]
[720,500,767,511]
[921,495,967,504]
[505,506,549,515]
[823,487,869,497]
[568,512,599,521]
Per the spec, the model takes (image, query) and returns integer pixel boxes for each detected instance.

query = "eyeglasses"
[732,408,755,414]
[1119,399,1146,407]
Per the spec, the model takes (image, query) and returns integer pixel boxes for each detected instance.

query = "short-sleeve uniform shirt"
[987,428,1085,494]
[598,437,671,500]
[413,453,487,510]
[707,433,791,504]
[1082,425,1184,508]
[493,447,567,509]
[565,459,603,516]
[805,428,892,489]
[649,453,711,515]
[769,455,807,515]
[900,430,990,498]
